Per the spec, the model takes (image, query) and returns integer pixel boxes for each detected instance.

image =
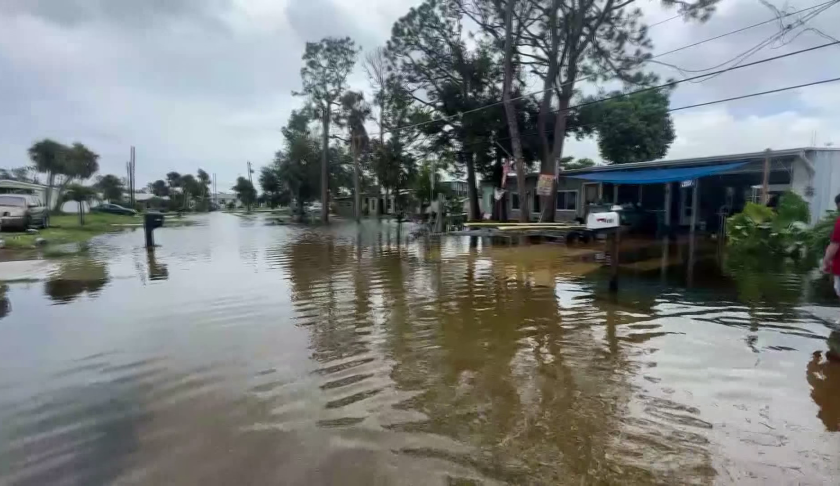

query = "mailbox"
[586,209,620,231]
[144,212,164,230]
[144,212,165,247]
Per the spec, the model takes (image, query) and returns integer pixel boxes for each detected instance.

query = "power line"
[651,0,839,81]
[554,41,839,115]
[367,0,838,138]
[464,75,840,152]
[401,39,838,152]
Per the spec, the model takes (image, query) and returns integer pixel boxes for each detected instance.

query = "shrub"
[727,192,810,267]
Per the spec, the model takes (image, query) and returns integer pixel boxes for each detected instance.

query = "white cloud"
[0,0,838,188]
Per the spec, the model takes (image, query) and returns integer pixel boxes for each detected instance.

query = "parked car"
[92,203,137,216]
[308,202,323,214]
[0,194,49,230]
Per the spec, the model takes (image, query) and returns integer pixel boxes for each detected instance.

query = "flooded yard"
[1,212,839,485]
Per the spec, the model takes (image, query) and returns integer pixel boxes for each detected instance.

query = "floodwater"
[1,213,839,485]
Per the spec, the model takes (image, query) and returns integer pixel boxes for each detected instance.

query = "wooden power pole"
[761,148,771,204]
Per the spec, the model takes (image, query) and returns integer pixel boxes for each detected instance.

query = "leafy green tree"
[454,0,540,221]
[64,184,97,225]
[180,174,200,210]
[0,166,36,183]
[150,180,170,197]
[166,172,183,207]
[95,174,125,202]
[559,156,596,171]
[518,0,715,220]
[412,161,454,211]
[338,91,371,221]
[197,169,212,208]
[232,177,257,211]
[272,110,322,216]
[581,90,675,164]
[294,37,360,223]
[259,165,290,208]
[53,143,100,210]
[387,0,502,221]
[28,139,67,210]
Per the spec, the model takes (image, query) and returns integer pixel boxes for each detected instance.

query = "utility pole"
[130,146,136,207]
[761,148,771,204]
[246,161,254,186]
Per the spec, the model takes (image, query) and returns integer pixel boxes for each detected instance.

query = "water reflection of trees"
[807,332,840,431]
[44,259,110,304]
[0,284,10,320]
[278,232,714,483]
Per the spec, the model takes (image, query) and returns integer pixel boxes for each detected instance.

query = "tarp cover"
[566,161,747,184]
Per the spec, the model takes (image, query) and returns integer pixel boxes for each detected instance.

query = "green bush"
[727,192,811,267]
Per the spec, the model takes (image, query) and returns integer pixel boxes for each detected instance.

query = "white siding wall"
[808,150,840,222]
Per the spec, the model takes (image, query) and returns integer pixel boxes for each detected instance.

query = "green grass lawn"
[1,212,141,249]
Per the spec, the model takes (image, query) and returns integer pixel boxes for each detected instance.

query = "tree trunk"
[54,177,74,212]
[501,0,529,223]
[353,142,361,222]
[78,203,84,226]
[45,172,55,213]
[321,106,330,223]
[463,151,481,221]
[377,110,385,219]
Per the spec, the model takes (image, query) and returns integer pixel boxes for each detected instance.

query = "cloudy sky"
[0,0,838,190]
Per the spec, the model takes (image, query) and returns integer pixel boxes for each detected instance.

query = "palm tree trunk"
[78,203,84,226]
[46,173,56,213]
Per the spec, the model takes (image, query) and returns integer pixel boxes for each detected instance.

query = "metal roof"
[562,147,836,174]
[0,180,49,189]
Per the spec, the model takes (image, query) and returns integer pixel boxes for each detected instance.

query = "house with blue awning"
[504,147,840,234]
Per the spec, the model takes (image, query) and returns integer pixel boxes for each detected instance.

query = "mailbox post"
[144,212,165,248]
[586,207,622,292]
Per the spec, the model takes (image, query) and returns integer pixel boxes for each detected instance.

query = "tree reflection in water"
[44,259,109,304]
[0,284,10,320]
[277,232,715,484]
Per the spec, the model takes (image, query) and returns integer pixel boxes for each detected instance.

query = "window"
[0,196,26,207]
[556,190,578,211]
[511,193,520,210]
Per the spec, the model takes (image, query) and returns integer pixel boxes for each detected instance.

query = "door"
[582,182,599,218]
[28,197,46,225]
[680,184,694,226]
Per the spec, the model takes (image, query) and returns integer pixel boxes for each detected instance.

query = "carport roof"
[565,161,748,184]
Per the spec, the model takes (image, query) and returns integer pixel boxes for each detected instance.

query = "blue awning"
[566,161,748,184]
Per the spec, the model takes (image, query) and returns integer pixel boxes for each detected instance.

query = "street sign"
[681,179,694,188]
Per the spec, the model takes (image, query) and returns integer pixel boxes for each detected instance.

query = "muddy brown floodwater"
[1,212,840,485]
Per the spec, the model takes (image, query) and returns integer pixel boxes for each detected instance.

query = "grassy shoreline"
[0,212,196,251]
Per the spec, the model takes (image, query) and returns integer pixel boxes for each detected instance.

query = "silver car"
[0,195,49,230]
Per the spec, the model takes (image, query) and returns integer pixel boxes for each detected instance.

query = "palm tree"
[28,139,67,210]
[166,172,182,208]
[54,143,99,210]
[149,180,169,197]
[197,169,211,210]
[65,184,97,225]
[339,91,370,222]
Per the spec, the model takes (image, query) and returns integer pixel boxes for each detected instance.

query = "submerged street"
[1,212,839,484]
